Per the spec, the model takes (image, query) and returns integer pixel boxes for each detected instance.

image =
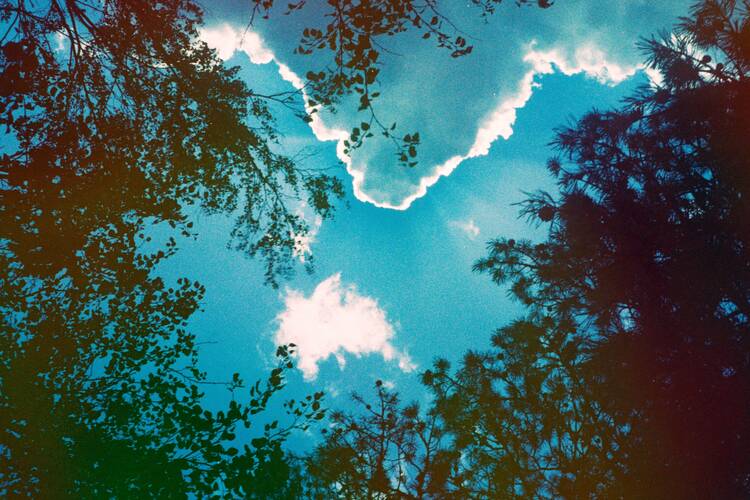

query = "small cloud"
[291,216,321,264]
[450,219,481,239]
[199,24,273,64]
[54,33,67,52]
[275,274,415,380]
[291,203,322,264]
[324,383,341,398]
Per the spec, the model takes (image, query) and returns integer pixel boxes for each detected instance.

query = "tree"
[305,380,462,499]
[0,0,335,495]
[0,0,344,287]
[463,0,750,496]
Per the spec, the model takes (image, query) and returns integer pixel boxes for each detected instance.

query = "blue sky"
[156,0,690,446]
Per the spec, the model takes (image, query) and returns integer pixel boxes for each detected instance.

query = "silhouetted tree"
[467,0,750,496]
[0,0,344,286]
[305,380,463,499]
[0,0,335,495]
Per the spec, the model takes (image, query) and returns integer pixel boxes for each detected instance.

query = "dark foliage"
[305,380,462,499]
[467,0,750,496]
[0,0,333,495]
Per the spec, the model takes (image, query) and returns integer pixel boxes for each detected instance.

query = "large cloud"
[201,0,684,210]
[274,273,415,380]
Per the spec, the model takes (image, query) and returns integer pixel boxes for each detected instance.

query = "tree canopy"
[9,0,746,497]
[0,0,339,494]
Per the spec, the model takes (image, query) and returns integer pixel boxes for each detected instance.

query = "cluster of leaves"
[0,0,344,287]
[251,0,551,167]
[0,0,337,496]
[308,1,750,497]
[1,282,324,498]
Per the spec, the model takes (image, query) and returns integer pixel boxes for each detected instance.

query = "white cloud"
[54,33,67,52]
[274,274,415,380]
[351,43,646,211]
[524,43,639,85]
[450,219,481,239]
[291,217,320,264]
[200,24,657,212]
[199,24,273,63]
[291,206,322,264]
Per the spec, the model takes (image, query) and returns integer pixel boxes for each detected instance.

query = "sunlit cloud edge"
[200,26,658,211]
